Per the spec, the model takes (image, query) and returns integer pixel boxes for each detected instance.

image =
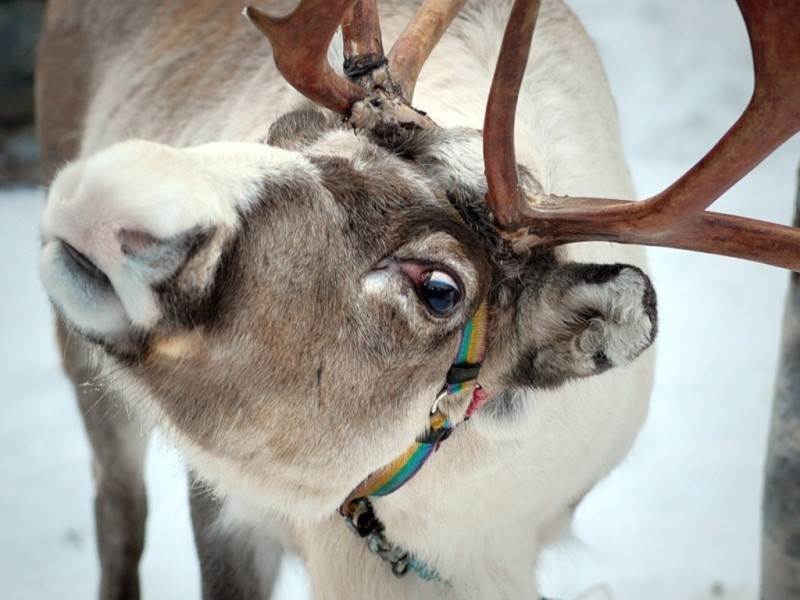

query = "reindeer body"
[38,1,656,598]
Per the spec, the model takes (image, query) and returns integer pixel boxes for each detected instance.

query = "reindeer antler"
[247,0,800,270]
[484,0,800,270]
[386,0,468,101]
[244,0,465,114]
[244,0,365,114]
[340,0,389,88]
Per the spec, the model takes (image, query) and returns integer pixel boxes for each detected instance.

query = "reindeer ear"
[499,263,657,390]
[265,108,335,150]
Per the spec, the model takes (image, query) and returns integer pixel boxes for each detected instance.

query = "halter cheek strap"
[339,300,490,580]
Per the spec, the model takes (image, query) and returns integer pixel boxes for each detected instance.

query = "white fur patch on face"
[361,270,413,316]
[151,331,206,360]
[40,139,317,336]
[361,270,392,297]
[362,268,422,326]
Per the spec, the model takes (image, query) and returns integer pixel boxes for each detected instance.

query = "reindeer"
[35,0,800,599]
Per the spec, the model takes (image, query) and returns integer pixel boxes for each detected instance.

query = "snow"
[2,0,799,598]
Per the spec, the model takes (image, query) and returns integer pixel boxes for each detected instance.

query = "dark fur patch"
[152,227,223,329]
[307,153,489,271]
[575,263,625,285]
[592,350,613,371]
[765,453,800,532]
[510,346,576,390]
[641,272,658,342]
[89,328,151,365]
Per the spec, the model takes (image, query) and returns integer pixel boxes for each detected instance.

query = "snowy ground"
[2,1,799,599]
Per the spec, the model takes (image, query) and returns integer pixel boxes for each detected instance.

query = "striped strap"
[338,300,491,584]
[340,299,489,507]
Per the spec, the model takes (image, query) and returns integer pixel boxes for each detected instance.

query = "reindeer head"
[38,0,799,521]
[39,100,656,518]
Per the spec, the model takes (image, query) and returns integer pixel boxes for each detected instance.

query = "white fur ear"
[501,263,657,391]
[566,266,656,368]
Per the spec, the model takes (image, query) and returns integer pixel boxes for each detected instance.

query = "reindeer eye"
[419,270,461,316]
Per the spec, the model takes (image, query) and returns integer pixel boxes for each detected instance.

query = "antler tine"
[387,0,468,102]
[340,0,406,99]
[483,0,541,228]
[341,0,386,80]
[244,1,365,114]
[484,0,800,271]
[246,1,436,128]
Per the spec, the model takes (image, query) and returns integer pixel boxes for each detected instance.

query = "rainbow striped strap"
[338,299,491,583]
[340,396,456,504]
[449,301,489,381]
[340,299,489,508]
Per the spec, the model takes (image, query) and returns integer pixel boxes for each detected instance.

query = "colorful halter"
[339,300,490,580]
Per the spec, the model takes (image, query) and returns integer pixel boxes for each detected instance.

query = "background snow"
[1,0,799,598]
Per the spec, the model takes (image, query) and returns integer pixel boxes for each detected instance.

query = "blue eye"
[419,270,461,316]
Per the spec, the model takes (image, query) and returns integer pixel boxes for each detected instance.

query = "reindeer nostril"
[62,241,111,285]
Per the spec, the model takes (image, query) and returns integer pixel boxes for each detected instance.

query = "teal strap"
[407,554,448,584]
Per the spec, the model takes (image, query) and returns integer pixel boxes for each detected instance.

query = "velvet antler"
[484,0,800,270]
[245,0,465,110]
[246,0,800,270]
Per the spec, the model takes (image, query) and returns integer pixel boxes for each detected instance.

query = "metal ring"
[430,386,448,416]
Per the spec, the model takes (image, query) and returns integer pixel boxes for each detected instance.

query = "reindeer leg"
[189,474,284,600]
[762,164,800,599]
[57,317,148,600]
